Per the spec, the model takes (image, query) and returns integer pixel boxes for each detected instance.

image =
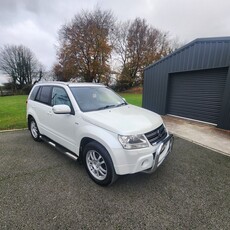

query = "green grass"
[119,93,142,107]
[0,93,142,130]
[0,95,27,130]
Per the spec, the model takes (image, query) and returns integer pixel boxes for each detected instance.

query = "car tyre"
[29,118,41,142]
[83,141,117,186]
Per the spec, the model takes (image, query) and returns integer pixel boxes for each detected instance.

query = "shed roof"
[145,36,230,70]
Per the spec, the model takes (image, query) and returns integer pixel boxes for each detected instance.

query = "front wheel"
[29,118,41,142]
[83,141,117,186]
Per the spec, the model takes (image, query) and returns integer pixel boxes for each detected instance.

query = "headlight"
[118,134,149,149]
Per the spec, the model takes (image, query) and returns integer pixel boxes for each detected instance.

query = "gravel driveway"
[0,130,229,229]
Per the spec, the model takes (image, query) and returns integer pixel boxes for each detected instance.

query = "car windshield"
[70,86,127,112]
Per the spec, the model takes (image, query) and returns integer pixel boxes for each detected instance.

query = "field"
[0,95,28,130]
[119,93,142,107]
[0,93,142,130]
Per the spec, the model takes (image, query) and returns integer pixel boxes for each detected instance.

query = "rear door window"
[35,86,52,105]
[29,86,40,101]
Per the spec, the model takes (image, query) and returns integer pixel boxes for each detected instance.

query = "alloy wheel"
[86,150,107,180]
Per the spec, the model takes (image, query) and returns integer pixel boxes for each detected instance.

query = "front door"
[47,86,78,153]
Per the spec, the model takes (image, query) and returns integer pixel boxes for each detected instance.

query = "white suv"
[27,82,173,186]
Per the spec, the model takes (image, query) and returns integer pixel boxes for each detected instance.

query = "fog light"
[141,159,149,168]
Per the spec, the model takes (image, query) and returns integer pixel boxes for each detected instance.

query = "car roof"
[34,81,105,87]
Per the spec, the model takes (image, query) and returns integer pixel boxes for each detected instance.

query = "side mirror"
[52,105,71,114]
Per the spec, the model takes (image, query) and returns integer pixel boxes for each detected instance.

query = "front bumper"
[113,134,174,175]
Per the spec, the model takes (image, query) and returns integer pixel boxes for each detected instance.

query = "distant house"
[143,37,230,130]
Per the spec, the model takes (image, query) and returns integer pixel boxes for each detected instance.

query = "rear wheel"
[29,118,41,142]
[83,141,117,186]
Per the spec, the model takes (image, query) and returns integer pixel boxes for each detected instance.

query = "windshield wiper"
[97,104,116,110]
[115,102,127,107]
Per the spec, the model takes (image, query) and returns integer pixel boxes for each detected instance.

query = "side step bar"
[40,135,78,161]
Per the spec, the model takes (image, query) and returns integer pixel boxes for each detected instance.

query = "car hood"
[81,105,163,135]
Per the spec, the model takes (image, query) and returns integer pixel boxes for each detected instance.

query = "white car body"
[27,82,173,184]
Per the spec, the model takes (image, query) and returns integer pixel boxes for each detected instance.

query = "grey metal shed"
[143,37,230,130]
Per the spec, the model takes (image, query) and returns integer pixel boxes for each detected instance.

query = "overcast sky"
[1,0,230,84]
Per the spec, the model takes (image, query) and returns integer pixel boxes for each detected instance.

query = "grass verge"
[0,95,27,130]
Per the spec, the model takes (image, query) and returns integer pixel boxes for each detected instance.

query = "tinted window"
[36,86,52,105]
[29,86,40,101]
[51,87,71,107]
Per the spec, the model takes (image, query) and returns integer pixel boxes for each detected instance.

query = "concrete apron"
[162,115,230,157]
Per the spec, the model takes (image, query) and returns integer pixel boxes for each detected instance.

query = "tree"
[0,45,42,90]
[113,21,130,68]
[112,22,131,89]
[54,8,114,83]
[114,18,173,88]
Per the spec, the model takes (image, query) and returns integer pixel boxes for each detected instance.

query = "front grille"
[145,124,167,145]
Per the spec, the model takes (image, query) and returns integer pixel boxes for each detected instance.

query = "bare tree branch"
[0,44,42,90]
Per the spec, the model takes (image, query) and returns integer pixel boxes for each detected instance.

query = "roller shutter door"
[167,68,227,124]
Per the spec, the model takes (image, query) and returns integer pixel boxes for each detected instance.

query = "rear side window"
[29,86,40,101]
[35,86,52,105]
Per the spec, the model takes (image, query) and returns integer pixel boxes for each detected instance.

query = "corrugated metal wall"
[143,37,230,130]
[219,69,230,130]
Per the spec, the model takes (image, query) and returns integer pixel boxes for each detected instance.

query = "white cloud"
[1,19,56,68]
[149,0,230,42]
[0,0,230,74]
[0,73,11,86]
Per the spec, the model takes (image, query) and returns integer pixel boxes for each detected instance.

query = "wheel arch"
[27,114,34,130]
[81,138,118,185]
[79,137,94,159]
[77,126,122,171]
[79,137,107,161]
[78,133,119,164]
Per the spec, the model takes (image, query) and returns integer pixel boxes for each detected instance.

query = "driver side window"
[51,87,71,107]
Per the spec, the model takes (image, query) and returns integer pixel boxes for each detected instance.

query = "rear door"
[34,85,53,135]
